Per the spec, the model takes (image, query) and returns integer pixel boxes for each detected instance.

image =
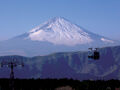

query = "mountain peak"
[28,17,114,46]
[0,17,116,56]
[47,16,71,27]
[29,17,68,33]
[28,17,94,46]
[51,16,66,20]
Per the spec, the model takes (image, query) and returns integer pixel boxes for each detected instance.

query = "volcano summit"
[0,17,116,56]
[28,17,114,46]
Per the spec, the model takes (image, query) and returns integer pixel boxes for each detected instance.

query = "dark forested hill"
[0,45,120,80]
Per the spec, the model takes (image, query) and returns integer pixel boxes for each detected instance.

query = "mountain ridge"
[27,17,114,46]
[0,45,120,80]
[0,17,118,56]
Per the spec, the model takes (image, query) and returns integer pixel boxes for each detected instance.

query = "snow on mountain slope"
[101,38,114,43]
[0,17,117,56]
[28,17,114,46]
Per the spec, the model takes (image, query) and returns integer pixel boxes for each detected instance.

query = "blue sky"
[0,0,120,41]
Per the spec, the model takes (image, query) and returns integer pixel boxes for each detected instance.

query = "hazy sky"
[0,0,120,41]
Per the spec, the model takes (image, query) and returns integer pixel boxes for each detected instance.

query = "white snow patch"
[28,17,93,46]
[101,38,114,43]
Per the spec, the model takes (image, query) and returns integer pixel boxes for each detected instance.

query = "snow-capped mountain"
[0,17,117,56]
[28,17,93,46]
[28,17,113,46]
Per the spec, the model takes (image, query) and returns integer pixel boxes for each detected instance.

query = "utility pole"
[0,56,24,90]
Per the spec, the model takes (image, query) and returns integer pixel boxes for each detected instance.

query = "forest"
[0,78,120,90]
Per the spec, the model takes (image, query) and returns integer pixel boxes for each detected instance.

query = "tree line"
[0,78,120,90]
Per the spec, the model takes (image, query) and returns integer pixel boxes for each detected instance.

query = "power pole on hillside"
[0,57,24,90]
